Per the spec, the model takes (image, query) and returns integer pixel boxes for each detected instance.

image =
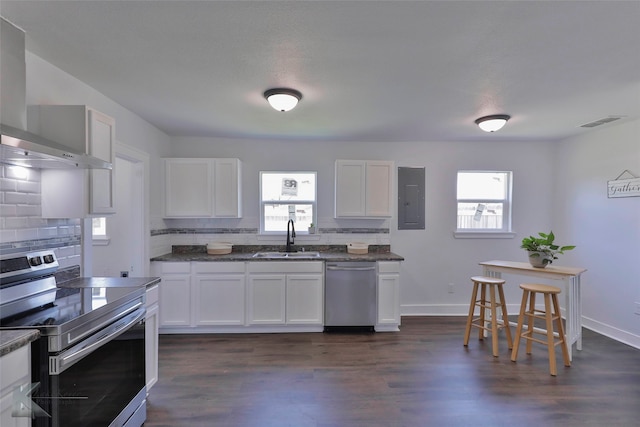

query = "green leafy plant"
[521,231,575,265]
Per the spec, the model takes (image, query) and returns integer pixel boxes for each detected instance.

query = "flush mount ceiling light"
[264,88,302,112]
[475,114,511,132]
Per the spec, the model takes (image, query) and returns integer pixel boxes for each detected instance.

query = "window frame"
[259,171,318,235]
[454,170,515,239]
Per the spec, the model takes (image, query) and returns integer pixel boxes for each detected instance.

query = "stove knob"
[43,255,55,264]
[29,256,42,266]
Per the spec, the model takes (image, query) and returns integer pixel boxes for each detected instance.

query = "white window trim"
[456,170,513,235]
[259,171,318,235]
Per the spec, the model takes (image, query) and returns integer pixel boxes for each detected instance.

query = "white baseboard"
[401,304,640,350]
[581,315,640,350]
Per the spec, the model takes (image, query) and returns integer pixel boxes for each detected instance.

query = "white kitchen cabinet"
[335,160,394,218]
[248,274,286,324]
[286,274,324,324]
[376,261,401,330]
[192,262,246,326]
[153,262,191,328]
[0,345,31,427]
[248,262,323,326]
[37,105,115,218]
[145,284,159,391]
[164,158,242,218]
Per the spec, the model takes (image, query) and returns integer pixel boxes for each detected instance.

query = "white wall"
[555,118,640,347]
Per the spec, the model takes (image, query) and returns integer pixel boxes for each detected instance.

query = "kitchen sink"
[252,251,320,258]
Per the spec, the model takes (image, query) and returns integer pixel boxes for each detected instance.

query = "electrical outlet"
[120,271,129,278]
[635,302,640,315]
[448,283,454,294]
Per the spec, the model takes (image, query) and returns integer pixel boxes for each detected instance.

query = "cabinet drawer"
[377,261,400,274]
[159,262,191,274]
[249,261,323,274]
[193,262,246,274]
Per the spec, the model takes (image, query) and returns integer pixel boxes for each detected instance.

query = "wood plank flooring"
[145,317,640,427]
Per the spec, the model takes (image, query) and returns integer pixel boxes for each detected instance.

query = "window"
[456,171,512,233]
[92,217,110,245]
[260,172,317,234]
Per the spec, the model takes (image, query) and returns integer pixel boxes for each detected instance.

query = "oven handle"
[49,307,146,375]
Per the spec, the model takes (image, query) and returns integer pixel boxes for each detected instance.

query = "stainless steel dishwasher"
[324,261,377,331]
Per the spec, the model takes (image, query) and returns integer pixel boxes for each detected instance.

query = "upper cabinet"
[37,106,115,218]
[164,158,242,218]
[335,160,394,218]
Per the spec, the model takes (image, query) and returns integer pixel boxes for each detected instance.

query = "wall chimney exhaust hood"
[1,124,112,169]
[0,17,111,170]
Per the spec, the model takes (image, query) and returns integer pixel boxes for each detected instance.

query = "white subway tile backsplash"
[15,228,38,241]
[0,229,17,243]
[0,178,17,191]
[39,227,60,238]
[16,204,40,216]
[4,217,29,229]
[16,180,40,193]
[0,204,18,217]
[4,191,34,204]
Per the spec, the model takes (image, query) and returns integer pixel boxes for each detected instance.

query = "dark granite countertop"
[151,245,404,263]
[0,329,39,357]
[59,277,161,288]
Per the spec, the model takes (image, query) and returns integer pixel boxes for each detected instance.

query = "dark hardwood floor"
[145,317,640,427]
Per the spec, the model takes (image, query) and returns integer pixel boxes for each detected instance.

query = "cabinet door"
[193,274,245,325]
[366,161,393,217]
[213,158,241,218]
[145,300,159,391]
[38,105,115,218]
[248,274,286,324]
[159,275,191,327]
[0,346,30,427]
[377,273,400,325]
[88,109,116,214]
[286,274,324,324]
[164,159,213,217]
[335,160,366,217]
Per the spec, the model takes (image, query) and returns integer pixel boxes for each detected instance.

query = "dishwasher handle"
[326,265,376,272]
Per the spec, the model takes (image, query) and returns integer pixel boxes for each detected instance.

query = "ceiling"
[1,1,639,142]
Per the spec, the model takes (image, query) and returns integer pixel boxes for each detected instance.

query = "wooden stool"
[511,283,571,376]
[463,276,513,357]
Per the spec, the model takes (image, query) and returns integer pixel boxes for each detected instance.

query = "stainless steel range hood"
[1,124,112,169]
[0,17,112,170]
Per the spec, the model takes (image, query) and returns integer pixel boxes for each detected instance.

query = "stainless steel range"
[0,250,147,427]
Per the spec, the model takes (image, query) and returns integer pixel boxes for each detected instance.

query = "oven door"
[34,309,146,427]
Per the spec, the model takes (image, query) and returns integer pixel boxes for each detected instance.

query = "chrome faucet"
[286,219,296,252]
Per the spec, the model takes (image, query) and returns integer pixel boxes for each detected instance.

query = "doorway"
[93,142,149,277]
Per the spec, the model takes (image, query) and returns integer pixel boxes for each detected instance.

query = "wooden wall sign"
[607,170,640,198]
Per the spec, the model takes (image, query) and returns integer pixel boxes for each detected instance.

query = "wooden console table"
[479,260,587,360]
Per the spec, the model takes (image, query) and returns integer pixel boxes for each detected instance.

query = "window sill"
[92,236,111,246]
[453,231,516,239]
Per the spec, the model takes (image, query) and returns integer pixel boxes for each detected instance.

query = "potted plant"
[308,223,316,234]
[520,231,575,268]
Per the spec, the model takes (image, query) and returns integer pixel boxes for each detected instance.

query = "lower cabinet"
[154,262,191,328]
[152,259,396,333]
[193,263,246,326]
[247,274,286,324]
[145,284,159,391]
[0,345,31,427]
[286,274,324,324]
[377,261,401,331]
[248,262,324,327]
